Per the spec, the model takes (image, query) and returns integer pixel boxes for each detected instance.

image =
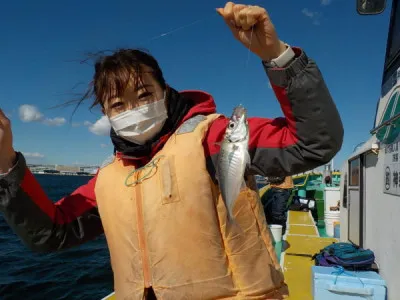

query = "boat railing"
[370,111,400,134]
[293,174,309,187]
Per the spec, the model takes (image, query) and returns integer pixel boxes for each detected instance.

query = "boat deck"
[102,211,337,300]
[281,210,337,300]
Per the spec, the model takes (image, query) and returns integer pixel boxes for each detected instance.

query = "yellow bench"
[287,210,316,226]
[282,210,338,300]
[286,224,319,236]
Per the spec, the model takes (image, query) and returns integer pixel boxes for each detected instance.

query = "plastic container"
[298,189,306,198]
[312,266,387,300]
[324,187,340,212]
[268,224,283,243]
[324,211,340,237]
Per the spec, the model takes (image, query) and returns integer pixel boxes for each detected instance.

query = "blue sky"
[0,0,393,169]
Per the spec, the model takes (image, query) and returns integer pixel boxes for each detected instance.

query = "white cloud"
[42,117,66,126]
[84,121,92,126]
[321,0,332,5]
[100,143,109,148]
[71,122,81,127]
[302,8,322,25]
[302,8,314,17]
[89,116,111,136]
[18,104,66,126]
[19,105,43,122]
[23,152,45,158]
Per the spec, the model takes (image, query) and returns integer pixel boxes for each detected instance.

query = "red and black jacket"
[0,48,343,252]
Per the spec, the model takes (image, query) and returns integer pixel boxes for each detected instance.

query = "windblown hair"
[61,48,166,116]
[91,48,166,108]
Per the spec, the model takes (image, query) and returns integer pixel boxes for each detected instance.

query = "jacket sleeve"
[0,152,104,253]
[204,47,344,179]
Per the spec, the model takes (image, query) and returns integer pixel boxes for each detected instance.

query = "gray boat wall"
[340,78,400,300]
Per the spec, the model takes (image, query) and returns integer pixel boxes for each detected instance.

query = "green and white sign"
[377,86,400,145]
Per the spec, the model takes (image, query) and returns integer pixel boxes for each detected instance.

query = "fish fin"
[215,158,221,183]
[215,168,220,183]
[243,151,251,176]
[244,150,251,166]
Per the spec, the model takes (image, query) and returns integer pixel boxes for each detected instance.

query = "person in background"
[325,175,332,186]
[262,176,294,235]
[0,2,343,299]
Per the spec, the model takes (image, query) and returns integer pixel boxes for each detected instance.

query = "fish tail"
[227,210,234,222]
[226,212,234,223]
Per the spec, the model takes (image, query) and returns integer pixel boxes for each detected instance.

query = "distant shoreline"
[32,172,95,177]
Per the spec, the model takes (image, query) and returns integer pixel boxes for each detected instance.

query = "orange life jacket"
[95,114,288,299]
[270,176,294,189]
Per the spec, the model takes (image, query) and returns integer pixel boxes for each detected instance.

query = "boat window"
[376,89,400,142]
[386,0,400,65]
[293,176,306,186]
[343,172,348,208]
[349,158,360,186]
[381,0,400,96]
[386,91,400,143]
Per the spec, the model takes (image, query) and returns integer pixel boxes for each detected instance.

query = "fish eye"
[229,122,235,129]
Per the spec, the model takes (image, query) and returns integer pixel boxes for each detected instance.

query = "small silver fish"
[216,105,251,223]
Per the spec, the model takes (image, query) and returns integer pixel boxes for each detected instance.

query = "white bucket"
[269,224,283,243]
[324,187,340,212]
[324,211,340,237]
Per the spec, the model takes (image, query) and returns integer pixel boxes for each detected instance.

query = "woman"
[0,2,343,299]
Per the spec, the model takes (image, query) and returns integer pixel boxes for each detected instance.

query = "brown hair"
[92,48,166,108]
[61,48,166,116]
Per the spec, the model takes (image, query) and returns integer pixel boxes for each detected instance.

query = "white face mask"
[109,96,168,145]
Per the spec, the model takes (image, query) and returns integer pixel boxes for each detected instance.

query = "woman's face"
[103,66,165,118]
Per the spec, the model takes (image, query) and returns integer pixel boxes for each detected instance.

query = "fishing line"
[243,25,255,88]
[67,1,263,66]
[65,12,219,65]
[138,14,219,45]
[245,27,254,68]
[137,5,256,100]
[137,0,263,46]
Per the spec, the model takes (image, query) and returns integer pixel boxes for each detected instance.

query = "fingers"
[217,2,267,30]
[217,2,237,32]
[0,109,10,129]
[238,7,256,30]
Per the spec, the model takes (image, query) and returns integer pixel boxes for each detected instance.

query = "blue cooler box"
[312,266,387,300]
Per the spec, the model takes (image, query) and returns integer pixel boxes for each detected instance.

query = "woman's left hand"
[217,2,287,62]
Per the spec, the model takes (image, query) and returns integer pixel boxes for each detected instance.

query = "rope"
[124,155,165,186]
